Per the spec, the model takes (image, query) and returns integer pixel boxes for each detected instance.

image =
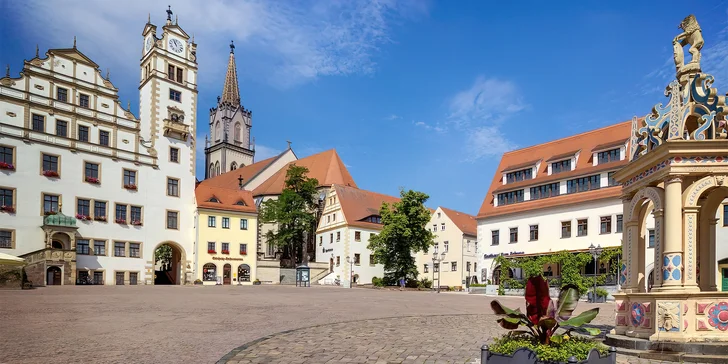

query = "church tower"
[204,41,254,179]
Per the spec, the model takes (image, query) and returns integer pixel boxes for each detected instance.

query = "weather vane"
[166,5,173,21]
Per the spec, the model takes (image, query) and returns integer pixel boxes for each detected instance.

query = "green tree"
[155,245,173,268]
[259,164,319,268]
[368,189,435,282]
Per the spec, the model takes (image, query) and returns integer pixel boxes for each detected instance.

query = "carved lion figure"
[674,14,704,65]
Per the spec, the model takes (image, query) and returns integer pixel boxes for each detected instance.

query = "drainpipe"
[194,209,199,283]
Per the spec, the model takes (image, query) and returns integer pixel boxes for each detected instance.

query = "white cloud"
[254,144,281,161]
[465,126,518,162]
[414,120,446,133]
[385,114,401,120]
[10,0,427,88]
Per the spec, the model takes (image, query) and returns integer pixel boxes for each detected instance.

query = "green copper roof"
[43,212,77,227]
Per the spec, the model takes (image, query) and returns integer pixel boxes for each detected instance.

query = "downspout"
[194,209,199,283]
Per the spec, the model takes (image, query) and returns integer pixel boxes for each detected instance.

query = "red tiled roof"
[440,207,477,236]
[202,154,281,189]
[335,184,399,230]
[195,183,257,214]
[478,121,632,219]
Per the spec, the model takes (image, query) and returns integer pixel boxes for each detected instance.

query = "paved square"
[0,286,668,363]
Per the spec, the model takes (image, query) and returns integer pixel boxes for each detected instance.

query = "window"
[600,216,612,234]
[567,175,600,193]
[467,241,471,252]
[169,89,181,102]
[354,253,361,265]
[444,241,449,252]
[608,171,619,187]
[32,114,45,132]
[114,242,125,257]
[467,261,472,272]
[123,170,136,188]
[509,228,518,243]
[0,230,12,249]
[1,146,13,166]
[168,65,184,83]
[78,125,89,142]
[240,219,248,230]
[167,177,179,196]
[497,189,524,206]
[552,159,571,174]
[129,272,138,285]
[724,205,728,226]
[336,232,340,242]
[93,271,104,284]
[222,217,230,229]
[207,242,216,253]
[370,255,376,265]
[176,68,183,83]
[43,193,59,214]
[433,263,439,273]
[116,272,125,285]
[94,240,105,256]
[42,154,59,174]
[648,229,656,248]
[130,206,142,224]
[616,214,623,233]
[79,93,89,108]
[56,87,68,102]
[56,120,68,137]
[330,233,333,243]
[0,188,13,207]
[240,244,247,255]
[336,256,340,266]
[76,239,90,255]
[530,182,560,200]
[441,223,445,231]
[491,230,499,245]
[94,201,106,219]
[433,224,437,232]
[99,130,110,146]
[506,168,532,183]
[170,147,179,163]
[208,216,216,227]
[129,243,140,258]
[83,162,99,183]
[434,243,439,254]
[529,225,539,241]
[424,264,429,273]
[561,221,571,238]
[168,65,175,80]
[167,211,178,229]
[222,242,230,253]
[577,219,588,236]
[355,231,361,241]
[77,198,90,217]
[115,204,127,222]
[598,148,620,164]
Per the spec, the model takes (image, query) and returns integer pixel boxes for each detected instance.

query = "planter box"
[587,292,607,303]
[469,287,488,295]
[481,345,616,364]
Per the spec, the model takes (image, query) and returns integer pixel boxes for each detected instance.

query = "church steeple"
[221,40,241,108]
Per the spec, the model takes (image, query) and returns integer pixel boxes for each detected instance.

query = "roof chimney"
[238,175,244,190]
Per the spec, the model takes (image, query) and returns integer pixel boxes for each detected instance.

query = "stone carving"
[658,301,681,332]
[673,15,704,79]
[626,186,664,221]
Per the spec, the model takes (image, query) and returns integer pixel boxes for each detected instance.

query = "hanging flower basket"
[124,184,138,190]
[85,176,100,184]
[43,170,59,177]
[0,205,15,213]
[75,214,91,221]
[0,162,15,171]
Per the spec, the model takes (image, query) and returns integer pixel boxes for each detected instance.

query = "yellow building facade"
[195,182,258,285]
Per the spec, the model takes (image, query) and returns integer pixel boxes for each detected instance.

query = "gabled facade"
[315,184,397,285]
[415,207,478,288]
[0,11,198,285]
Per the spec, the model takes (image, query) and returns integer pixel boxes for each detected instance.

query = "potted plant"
[207,249,216,254]
[222,249,230,254]
[85,176,100,184]
[43,170,59,178]
[194,279,203,285]
[0,161,14,170]
[124,184,138,190]
[486,275,614,364]
[0,205,15,213]
[115,218,127,224]
[589,288,609,303]
[75,213,91,221]
[94,215,107,222]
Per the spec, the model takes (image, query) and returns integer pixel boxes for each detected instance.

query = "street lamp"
[345,256,354,289]
[432,252,446,293]
[588,243,603,303]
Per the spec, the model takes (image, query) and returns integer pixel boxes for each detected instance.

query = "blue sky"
[3,1,728,215]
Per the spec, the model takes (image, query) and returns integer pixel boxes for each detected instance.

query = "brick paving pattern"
[0,285,710,364]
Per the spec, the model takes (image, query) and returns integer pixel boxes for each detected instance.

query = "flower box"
[0,162,15,171]
[85,176,100,184]
[43,170,59,178]
[44,211,57,216]
[124,184,138,190]
[131,220,143,226]
[240,252,247,255]
[75,214,91,221]
[481,345,616,364]
[207,249,216,254]
[115,218,127,224]
[222,250,230,254]
[94,215,107,222]
[0,205,15,213]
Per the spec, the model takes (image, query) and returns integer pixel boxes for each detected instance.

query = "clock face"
[145,37,153,53]
[168,38,184,54]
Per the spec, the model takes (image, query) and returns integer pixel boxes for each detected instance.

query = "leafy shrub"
[490,334,607,362]
[419,278,433,289]
[382,274,398,286]
[470,283,487,287]
[595,287,609,298]
[371,277,385,287]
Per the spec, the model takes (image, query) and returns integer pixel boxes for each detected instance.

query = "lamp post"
[345,256,354,289]
[588,243,603,302]
[432,252,446,293]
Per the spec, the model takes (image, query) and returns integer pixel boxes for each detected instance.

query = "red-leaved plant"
[490,275,600,345]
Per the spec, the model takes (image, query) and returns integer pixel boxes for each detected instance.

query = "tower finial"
[166,5,173,21]
[35,44,39,58]
[73,36,77,49]
[127,101,131,111]
[5,65,9,78]
[287,140,292,150]
[230,40,235,54]
[192,33,195,43]
[175,14,178,25]
[148,12,151,23]
[106,68,110,80]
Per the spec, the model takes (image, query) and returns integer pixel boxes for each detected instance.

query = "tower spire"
[220,40,241,107]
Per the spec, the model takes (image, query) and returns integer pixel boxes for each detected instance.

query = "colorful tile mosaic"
[631,302,646,327]
[623,160,669,187]
[708,302,728,331]
[663,254,682,281]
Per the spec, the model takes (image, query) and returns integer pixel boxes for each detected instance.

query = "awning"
[0,252,26,266]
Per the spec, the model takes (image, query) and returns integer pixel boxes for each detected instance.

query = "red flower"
[222,250,230,254]
[94,215,107,222]
[124,184,138,190]
[0,205,15,213]
[75,214,91,221]
[207,249,216,254]
[43,170,59,177]
[0,162,14,170]
[240,251,247,255]
[115,218,127,224]
[131,220,143,226]
[85,176,100,184]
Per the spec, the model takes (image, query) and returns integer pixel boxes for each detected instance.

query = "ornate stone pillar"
[620,198,634,291]
[659,176,684,291]
[652,208,665,289]
[683,206,700,291]
[698,208,710,291]
[625,221,641,292]
[709,218,719,291]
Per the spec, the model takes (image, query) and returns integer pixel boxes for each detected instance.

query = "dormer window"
[551,159,571,174]
[505,168,532,183]
[597,148,620,164]
[235,200,246,206]
[362,215,382,224]
[497,189,524,206]
[208,197,219,203]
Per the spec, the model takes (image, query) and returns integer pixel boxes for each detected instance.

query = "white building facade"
[0,12,198,285]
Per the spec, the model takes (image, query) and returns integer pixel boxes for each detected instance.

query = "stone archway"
[46,266,62,285]
[152,241,187,285]
[623,186,665,292]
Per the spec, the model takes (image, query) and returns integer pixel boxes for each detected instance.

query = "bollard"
[480,345,489,364]
[608,346,617,364]
[567,356,578,364]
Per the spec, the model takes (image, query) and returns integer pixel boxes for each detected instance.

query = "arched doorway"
[153,242,185,285]
[329,257,334,273]
[47,266,62,285]
[223,264,231,285]
[203,263,217,282]
[238,264,250,282]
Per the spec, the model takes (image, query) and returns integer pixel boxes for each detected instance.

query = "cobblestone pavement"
[0,285,707,364]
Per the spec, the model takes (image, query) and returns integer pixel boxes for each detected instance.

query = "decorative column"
[709,218,719,291]
[698,208,710,291]
[652,208,665,289]
[625,220,641,293]
[682,206,700,291]
[620,198,633,291]
[659,176,684,291]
